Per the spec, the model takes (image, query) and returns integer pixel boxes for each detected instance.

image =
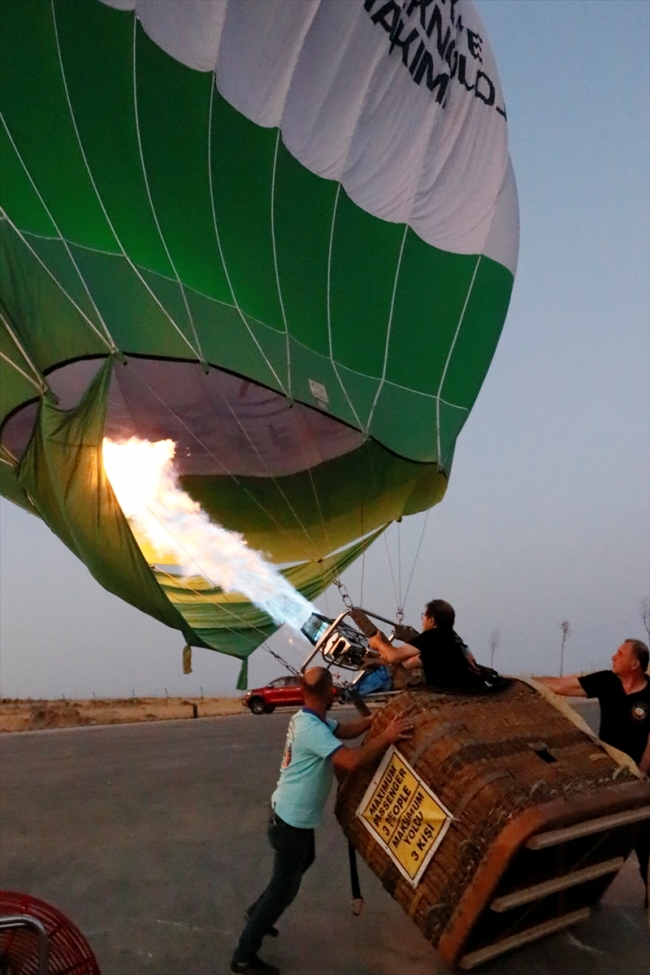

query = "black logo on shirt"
[630,701,649,722]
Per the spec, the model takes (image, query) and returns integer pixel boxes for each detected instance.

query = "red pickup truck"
[242,676,341,714]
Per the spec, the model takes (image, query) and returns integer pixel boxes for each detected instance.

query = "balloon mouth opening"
[1,355,366,479]
[3,355,448,567]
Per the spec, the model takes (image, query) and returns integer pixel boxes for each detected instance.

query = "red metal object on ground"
[0,890,100,974]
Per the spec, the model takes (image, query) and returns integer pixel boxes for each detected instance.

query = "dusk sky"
[1,0,648,699]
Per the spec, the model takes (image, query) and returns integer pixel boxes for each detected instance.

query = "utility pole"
[641,597,650,638]
[489,630,500,670]
[559,620,571,676]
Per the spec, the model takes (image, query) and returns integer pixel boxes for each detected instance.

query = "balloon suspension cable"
[334,577,354,609]
[265,646,300,677]
[382,530,399,610]
[366,445,403,623]
[397,519,404,622]
[402,508,432,610]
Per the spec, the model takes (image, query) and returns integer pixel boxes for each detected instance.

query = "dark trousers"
[233,810,315,963]
[635,825,650,906]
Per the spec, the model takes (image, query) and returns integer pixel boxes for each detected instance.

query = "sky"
[1,0,648,699]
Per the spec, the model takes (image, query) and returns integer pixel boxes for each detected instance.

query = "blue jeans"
[353,665,393,697]
[233,810,315,963]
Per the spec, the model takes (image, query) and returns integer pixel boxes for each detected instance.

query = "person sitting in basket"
[367,599,493,691]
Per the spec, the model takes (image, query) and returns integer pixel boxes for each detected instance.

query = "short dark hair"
[626,639,650,673]
[425,599,455,630]
[301,667,333,700]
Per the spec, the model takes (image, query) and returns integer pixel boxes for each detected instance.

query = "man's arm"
[639,734,650,775]
[331,716,413,773]
[402,654,423,671]
[335,715,373,740]
[534,675,587,697]
[465,649,481,673]
[368,631,420,666]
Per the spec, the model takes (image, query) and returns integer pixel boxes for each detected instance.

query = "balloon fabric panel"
[0,0,518,665]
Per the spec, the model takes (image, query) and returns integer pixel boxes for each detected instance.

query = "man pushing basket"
[536,637,650,905]
[230,666,413,975]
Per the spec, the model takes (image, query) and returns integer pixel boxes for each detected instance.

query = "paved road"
[1,707,647,975]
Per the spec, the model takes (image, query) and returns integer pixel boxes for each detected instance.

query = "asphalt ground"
[0,704,648,975]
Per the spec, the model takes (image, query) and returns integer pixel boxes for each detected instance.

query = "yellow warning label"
[356,746,452,886]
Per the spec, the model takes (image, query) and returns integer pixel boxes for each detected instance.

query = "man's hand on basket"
[381,716,414,744]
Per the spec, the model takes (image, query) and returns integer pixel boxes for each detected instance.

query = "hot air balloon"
[0,0,519,686]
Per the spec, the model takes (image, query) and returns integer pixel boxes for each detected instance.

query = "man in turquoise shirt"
[231,667,413,975]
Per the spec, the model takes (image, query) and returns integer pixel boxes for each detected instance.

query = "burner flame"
[102,437,314,631]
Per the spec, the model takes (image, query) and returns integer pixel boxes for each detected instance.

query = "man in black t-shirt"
[535,639,650,769]
[577,666,650,766]
[536,638,650,903]
[368,599,484,690]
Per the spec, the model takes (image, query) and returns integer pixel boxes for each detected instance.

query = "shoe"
[244,907,279,938]
[230,955,280,975]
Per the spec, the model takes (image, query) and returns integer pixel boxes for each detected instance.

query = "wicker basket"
[0,891,101,975]
[335,681,650,970]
